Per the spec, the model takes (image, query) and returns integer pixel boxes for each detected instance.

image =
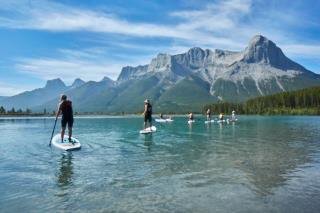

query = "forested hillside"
[204,86,320,115]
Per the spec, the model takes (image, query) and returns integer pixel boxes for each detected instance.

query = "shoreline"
[0,114,319,120]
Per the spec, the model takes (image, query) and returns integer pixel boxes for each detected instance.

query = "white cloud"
[0,0,248,49]
[0,0,188,39]
[282,44,320,59]
[0,0,319,53]
[0,82,34,96]
[16,58,122,83]
[14,45,155,83]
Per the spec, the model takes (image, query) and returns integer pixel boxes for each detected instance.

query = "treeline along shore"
[0,107,50,116]
[1,86,320,116]
[204,86,320,115]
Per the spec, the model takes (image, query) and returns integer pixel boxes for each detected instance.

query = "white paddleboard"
[229,118,238,122]
[205,120,215,124]
[217,119,226,123]
[155,118,174,123]
[140,126,157,134]
[51,134,81,151]
[188,120,195,124]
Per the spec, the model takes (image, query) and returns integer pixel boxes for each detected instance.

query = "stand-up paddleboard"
[155,118,174,123]
[205,120,215,124]
[51,134,81,151]
[217,119,226,123]
[140,126,157,134]
[188,120,195,124]
[227,118,238,123]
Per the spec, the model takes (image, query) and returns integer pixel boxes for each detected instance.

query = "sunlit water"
[0,116,320,212]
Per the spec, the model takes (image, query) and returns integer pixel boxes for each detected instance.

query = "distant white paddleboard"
[140,126,157,134]
[204,120,215,124]
[227,118,238,123]
[51,134,81,151]
[188,120,195,124]
[155,118,174,123]
[217,120,226,123]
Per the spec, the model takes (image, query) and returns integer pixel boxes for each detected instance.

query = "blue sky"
[0,0,320,96]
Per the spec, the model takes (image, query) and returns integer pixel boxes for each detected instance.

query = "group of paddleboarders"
[205,108,236,121]
[54,96,237,144]
[143,101,237,127]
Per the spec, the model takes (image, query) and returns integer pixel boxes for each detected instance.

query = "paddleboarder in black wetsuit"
[56,94,74,143]
[206,108,211,121]
[143,99,152,129]
[189,112,194,121]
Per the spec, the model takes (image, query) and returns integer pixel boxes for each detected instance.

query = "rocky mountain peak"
[45,78,66,90]
[101,76,115,84]
[182,47,208,69]
[243,35,280,63]
[71,78,85,88]
[148,53,172,72]
[242,35,306,71]
[117,65,148,82]
[188,47,205,54]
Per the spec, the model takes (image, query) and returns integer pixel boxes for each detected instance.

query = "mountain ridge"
[1,35,320,113]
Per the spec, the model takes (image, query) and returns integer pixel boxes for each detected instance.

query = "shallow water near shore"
[0,115,320,212]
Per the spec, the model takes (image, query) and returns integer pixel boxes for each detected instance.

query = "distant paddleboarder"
[189,112,194,121]
[56,94,74,143]
[219,113,224,121]
[231,110,236,120]
[206,108,211,121]
[143,99,152,129]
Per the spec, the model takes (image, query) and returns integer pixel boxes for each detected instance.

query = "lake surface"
[0,116,320,212]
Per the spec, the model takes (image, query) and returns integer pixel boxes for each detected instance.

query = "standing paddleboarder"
[56,94,74,143]
[189,112,194,121]
[206,108,211,121]
[143,99,152,129]
[231,110,236,120]
[219,113,224,121]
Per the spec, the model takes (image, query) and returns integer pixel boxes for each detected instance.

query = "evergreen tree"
[0,106,5,114]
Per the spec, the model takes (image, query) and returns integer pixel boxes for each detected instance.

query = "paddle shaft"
[49,117,58,146]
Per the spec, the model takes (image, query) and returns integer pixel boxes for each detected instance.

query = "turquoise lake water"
[0,116,319,212]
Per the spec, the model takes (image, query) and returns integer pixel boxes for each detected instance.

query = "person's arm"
[55,103,61,119]
[143,105,147,115]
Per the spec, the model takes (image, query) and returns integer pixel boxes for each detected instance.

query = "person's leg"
[68,119,73,142]
[149,116,152,128]
[68,126,72,140]
[61,119,67,142]
[144,116,147,129]
[61,127,66,142]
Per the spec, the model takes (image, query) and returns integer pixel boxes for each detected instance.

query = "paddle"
[49,116,58,146]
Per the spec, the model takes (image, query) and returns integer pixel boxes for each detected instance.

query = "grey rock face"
[44,78,66,90]
[117,65,148,82]
[110,34,319,106]
[71,78,85,88]
[242,35,306,71]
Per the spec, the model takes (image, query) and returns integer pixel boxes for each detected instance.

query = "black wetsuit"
[59,100,74,128]
[144,104,152,122]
